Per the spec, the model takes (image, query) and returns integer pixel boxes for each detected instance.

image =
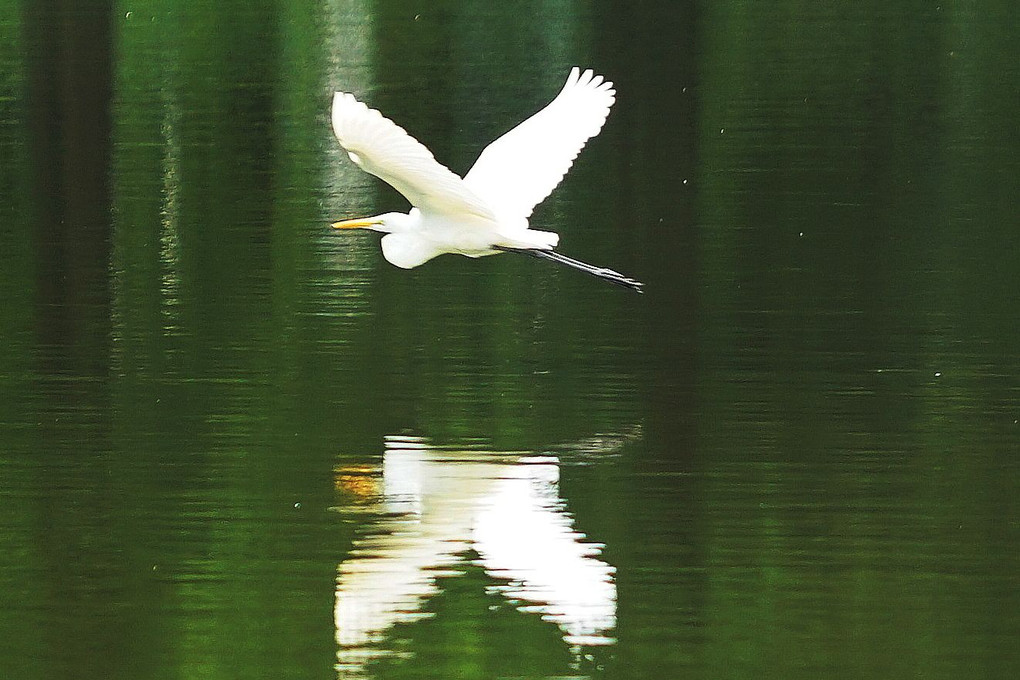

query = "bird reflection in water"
[333,434,619,676]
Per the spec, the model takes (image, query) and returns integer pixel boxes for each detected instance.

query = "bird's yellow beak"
[331,217,381,230]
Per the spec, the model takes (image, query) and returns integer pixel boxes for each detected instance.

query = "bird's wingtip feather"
[562,67,616,98]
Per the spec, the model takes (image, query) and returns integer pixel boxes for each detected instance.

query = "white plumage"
[330,68,641,291]
[464,68,616,226]
[331,91,496,223]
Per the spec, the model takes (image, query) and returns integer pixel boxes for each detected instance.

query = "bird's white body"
[375,208,557,270]
[331,68,616,269]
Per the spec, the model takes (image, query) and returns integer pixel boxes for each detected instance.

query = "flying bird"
[330,67,643,292]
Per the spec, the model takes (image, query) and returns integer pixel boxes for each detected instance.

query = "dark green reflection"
[0,1,1017,679]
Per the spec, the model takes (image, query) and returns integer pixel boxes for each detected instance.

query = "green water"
[1,2,1018,679]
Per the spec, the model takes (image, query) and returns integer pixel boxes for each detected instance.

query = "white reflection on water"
[334,435,617,675]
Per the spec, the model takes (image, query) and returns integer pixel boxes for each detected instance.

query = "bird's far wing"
[332,92,496,221]
[463,68,615,224]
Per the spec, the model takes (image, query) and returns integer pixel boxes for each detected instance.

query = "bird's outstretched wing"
[332,92,496,221]
[463,68,615,224]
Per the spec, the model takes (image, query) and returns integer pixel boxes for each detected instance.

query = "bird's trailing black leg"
[495,247,644,293]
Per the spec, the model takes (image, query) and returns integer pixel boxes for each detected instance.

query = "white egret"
[330,67,643,292]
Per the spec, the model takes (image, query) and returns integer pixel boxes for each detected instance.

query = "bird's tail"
[496,247,644,293]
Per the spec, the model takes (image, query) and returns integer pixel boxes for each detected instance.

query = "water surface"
[1,2,1018,679]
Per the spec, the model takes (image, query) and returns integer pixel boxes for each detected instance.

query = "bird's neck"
[381,210,417,233]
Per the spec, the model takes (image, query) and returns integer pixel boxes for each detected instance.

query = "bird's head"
[331,211,412,234]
